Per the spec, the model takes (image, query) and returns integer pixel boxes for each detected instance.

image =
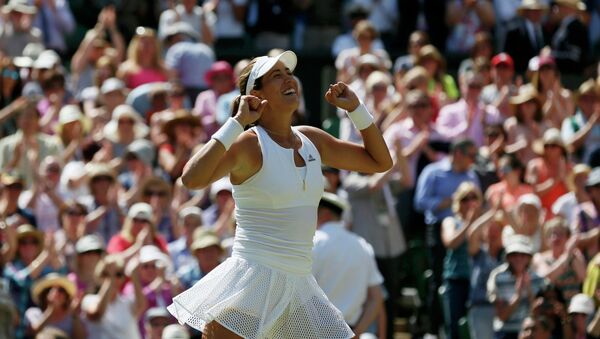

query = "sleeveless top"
[443,217,471,280]
[232,126,324,275]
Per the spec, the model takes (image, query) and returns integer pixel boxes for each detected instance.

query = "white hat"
[32,50,60,69]
[162,324,190,339]
[209,177,233,201]
[13,42,44,68]
[145,307,171,321]
[75,234,105,254]
[320,192,349,213]
[1,0,36,14]
[127,202,153,221]
[139,245,172,270]
[125,139,155,166]
[100,78,126,95]
[505,234,534,255]
[245,50,297,95]
[162,21,199,41]
[568,294,595,315]
[103,104,149,142]
[517,193,542,210]
[56,105,91,134]
[178,206,203,221]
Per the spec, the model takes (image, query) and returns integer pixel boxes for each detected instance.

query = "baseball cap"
[568,294,595,315]
[127,202,153,221]
[100,78,126,95]
[517,193,542,210]
[75,235,105,254]
[505,234,534,256]
[162,324,190,339]
[491,53,514,69]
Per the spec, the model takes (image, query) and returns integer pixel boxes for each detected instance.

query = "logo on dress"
[307,154,316,162]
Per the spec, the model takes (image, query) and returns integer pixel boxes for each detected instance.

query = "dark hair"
[40,70,65,92]
[81,139,102,162]
[318,200,343,217]
[230,58,263,128]
[515,100,543,123]
[499,153,524,172]
[450,138,476,155]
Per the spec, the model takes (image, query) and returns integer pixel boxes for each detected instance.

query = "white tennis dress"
[168,126,354,339]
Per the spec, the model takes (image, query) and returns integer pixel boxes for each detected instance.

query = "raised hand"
[325,82,360,112]
[233,95,267,127]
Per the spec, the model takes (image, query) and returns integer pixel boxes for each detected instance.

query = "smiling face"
[251,61,299,115]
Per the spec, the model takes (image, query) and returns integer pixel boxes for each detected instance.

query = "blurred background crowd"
[0,0,599,338]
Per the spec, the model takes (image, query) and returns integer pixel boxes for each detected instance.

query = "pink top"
[435,99,502,147]
[193,89,220,137]
[125,68,168,89]
[486,181,534,211]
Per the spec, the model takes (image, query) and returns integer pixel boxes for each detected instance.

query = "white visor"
[245,50,297,95]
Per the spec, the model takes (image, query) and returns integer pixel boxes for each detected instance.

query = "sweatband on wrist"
[212,118,244,151]
[347,103,374,130]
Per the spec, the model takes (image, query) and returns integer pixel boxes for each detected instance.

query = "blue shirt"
[177,262,204,290]
[168,237,194,272]
[414,158,481,225]
[470,247,503,305]
[165,41,215,89]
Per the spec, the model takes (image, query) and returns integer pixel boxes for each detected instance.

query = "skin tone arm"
[353,285,384,336]
[85,263,116,322]
[495,273,533,321]
[467,207,499,256]
[442,209,476,250]
[534,236,586,283]
[128,259,147,319]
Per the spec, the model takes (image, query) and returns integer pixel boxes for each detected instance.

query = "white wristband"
[347,103,374,130]
[212,117,244,151]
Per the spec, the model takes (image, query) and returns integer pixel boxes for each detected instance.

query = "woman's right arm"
[181,96,266,189]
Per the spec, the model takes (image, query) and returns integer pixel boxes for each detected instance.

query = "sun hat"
[1,171,24,187]
[568,293,595,315]
[320,192,349,215]
[209,177,232,202]
[554,0,586,11]
[16,224,43,243]
[13,42,45,68]
[100,78,126,95]
[179,206,203,221]
[204,61,235,87]
[509,84,539,105]
[1,0,36,14]
[31,273,76,305]
[161,109,201,141]
[517,0,549,14]
[517,193,542,210]
[532,128,566,156]
[145,307,171,321]
[85,163,116,182]
[103,104,149,142]
[161,21,199,41]
[245,50,297,95]
[190,231,223,252]
[32,50,60,70]
[55,105,91,135]
[139,245,172,270]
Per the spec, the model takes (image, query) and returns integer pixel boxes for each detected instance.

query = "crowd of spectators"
[0,0,599,339]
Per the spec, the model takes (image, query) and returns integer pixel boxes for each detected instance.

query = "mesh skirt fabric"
[167,256,354,339]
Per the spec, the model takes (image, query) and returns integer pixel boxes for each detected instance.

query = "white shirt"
[18,190,60,232]
[312,221,384,325]
[158,4,216,42]
[82,294,141,339]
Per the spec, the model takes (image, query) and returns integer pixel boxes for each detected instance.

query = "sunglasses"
[118,119,135,125]
[19,239,39,246]
[461,194,479,203]
[66,210,86,217]
[101,271,125,278]
[409,102,430,109]
[144,190,167,197]
[141,263,156,269]
[132,217,150,224]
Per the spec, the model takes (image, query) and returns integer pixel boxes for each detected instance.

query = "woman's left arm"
[300,82,392,174]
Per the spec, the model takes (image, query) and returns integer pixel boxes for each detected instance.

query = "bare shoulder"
[296,125,336,151]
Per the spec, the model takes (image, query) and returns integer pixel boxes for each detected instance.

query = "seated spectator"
[19,156,64,233]
[81,164,123,243]
[532,217,586,302]
[486,154,533,211]
[69,235,105,295]
[138,177,177,243]
[525,128,573,217]
[0,99,62,188]
[4,225,65,339]
[177,230,224,289]
[158,111,202,181]
[0,173,36,227]
[331,1,384,59]
[504,84,550,164]
[335,20,391,84]
[119,139,156,199]
[117,27,169,90]
[445,0,495,56]
[363,70,395,128]
[54,105,91,162]
[467,206,505,339]
[168,207,204,272]
[102,104,149,158]
[312,192,384,337]
[26,273,85,338]
[487,235,545,338]
[561,79,600,165]
[415,44,460,106]
[0,0,42,57]
[123,245,175,337]
[143,307,174,339]
[531,55,575,129]
[458,31,494,80]
[481,53,518,118]
[552,164,591,225]
[573,167,600,260]
[96,77,127,128]
[107,202,168,255]
[193,61,235,138]
[393,30,429,77]
[436,71,502,148]
[55,200,89,269]
[82,255,146,339]
[566,293,596,339]
[502,194,544,253]
[440,182,483,339]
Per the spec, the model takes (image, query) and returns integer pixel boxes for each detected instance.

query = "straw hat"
[320,192,349,215]
[16,224,43,244]
[103,105,149,143]
[55,105,91,135]
[517,0,549,15]
[576,79,599,102]
[190,231,223,252]
[416,45,445,70]
[532,128,567,156]
[85,163,116,182]
[31,273,76,305]
[509,84,539,106]
[554,0,586,11]
[161,110,201,141]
